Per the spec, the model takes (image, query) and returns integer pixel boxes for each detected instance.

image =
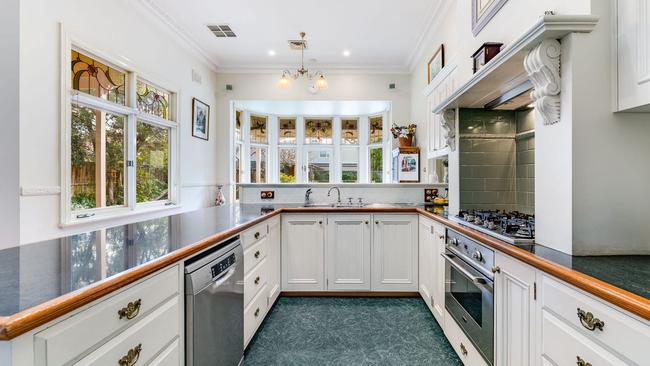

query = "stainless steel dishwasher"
[185,235,244,366]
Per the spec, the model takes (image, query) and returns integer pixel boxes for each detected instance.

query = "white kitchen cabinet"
[418,218,435,310]
[326,214,372,291]
[615,0,650,111]
[281,214,326,291]
[267,216,281,305]
[494,252,537,366]
[371,214,418,292]
[425,63,459,160]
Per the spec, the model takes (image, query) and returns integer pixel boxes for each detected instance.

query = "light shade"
[278,74,290,89]
[315,75,328,90]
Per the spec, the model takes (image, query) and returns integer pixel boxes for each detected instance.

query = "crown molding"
[137,0,219,72]
[215,65,411,75]
[407,0,454,73]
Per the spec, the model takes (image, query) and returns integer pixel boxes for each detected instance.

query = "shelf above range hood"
[432,15,599,114]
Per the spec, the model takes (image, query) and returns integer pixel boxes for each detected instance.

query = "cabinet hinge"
[534,282,537,300]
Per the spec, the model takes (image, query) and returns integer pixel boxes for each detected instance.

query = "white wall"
[214,72,412,192]
[0,0,21,250]
[18,0,221,244]
[570,0,650,255]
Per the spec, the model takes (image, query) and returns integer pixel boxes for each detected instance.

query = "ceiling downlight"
[207,24,237,38]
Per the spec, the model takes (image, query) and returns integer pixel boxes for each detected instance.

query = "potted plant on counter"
[391,123,417,147]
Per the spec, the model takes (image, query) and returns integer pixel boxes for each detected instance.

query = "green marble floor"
[244,297,463,366]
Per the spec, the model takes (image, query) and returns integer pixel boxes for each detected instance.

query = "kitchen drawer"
[73,296,180,366]
[242,221,268,249]
[244,258,268,306]
[149,338,181,366]
[244,235,268,274]
[443,311,489,366]
[541,309,628,366]
[244,284,268,347]
[542,274,649,364]
[35,265,180,366]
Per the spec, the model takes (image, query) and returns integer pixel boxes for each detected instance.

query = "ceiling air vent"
[207,25,236,38]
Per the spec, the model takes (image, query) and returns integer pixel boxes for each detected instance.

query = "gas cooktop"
[450,210,535,245]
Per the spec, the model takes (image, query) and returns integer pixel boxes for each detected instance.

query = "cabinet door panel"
[418,220,433,308]
[372,214,418,291]
[281,215,325,291]
[327,215,371,291]
[432,222,446,325]
[495,252,537,366]
[267,217,281,305]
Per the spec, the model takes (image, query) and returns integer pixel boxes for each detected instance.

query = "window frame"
[61,34,180,226]
[231,107,390,189]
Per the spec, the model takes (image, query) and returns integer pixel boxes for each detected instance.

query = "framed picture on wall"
[397,149,420,182]
[427,44,445,84]
[192,98,210,140]
[472,0,509,36]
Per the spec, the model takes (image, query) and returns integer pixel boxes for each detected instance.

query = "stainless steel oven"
[444,229,494,366]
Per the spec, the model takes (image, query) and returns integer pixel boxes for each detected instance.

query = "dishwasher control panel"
[211,253,236,278]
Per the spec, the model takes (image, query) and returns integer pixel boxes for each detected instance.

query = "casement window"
[233,110,389,186]
[64,48,178,224]
[368,115,384,183]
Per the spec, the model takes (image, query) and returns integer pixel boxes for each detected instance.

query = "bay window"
[232,108,389,190]
[65,48,178,223]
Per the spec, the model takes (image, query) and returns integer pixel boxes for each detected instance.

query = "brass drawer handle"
[577,308,605,331]
[255,276,260,285]
[491,266,501,274]
[576,356,592,366]
[254,308,260,317]
[460,342,468,356]
[118,343,142,366]
[117,299,142,320]
[254,250,261,258]
[254,232,260,239]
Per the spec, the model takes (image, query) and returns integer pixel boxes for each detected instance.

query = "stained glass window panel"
[71,50,126,105]
[250,115,268,144]
[304,119,333,144]
[136,80,170,119]
[136,121,170,203]
[279,118,296,144]
[341,119,359,145]
[369,116,383,144]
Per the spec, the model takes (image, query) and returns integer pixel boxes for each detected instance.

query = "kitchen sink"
[303,203,366,208]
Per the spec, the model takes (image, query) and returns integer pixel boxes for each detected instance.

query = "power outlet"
[424,188,438,203]
[260,190,275,200]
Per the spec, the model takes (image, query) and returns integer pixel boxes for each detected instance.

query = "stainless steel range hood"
[484,80,534,110]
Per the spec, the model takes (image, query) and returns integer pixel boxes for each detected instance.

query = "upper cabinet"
[616,0,650,112]
[425,63,459,159]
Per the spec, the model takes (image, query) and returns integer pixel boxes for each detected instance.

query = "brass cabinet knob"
[254,308,260,317]
[365,221,369,225]
[375,221,379,225]
[318,221,323,224]
[254,232,260,239]
[438,235,445,240]
[577,308,605,331]
[117,299,142,320]
[576,356,592,366]
[491,266,501,274]
[254,250,261,258]
[459,342,468,356]
[255,276,260,285]
[118,343,142,366]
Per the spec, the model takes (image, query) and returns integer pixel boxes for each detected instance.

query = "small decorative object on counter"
[215,185,225,206]
[390,123,417,147]
[471,42,503,73]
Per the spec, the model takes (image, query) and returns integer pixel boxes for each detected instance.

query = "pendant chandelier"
[278,32,328,91]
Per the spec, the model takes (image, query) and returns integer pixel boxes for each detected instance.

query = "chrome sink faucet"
[304,188,313,205]
[327,186,342,205]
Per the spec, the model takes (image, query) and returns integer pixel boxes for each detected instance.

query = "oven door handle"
[442,252,492,287]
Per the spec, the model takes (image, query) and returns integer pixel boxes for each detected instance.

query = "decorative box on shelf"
[471,42,503,73]
[392,147,420,183]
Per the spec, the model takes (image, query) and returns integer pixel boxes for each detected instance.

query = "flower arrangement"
[390,123,417,138]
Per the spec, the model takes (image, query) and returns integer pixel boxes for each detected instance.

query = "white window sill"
[60,203,183,228]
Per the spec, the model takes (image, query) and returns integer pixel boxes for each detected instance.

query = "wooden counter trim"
[416,210,650,322]
[0,210,281,341]
[1,206,648,340]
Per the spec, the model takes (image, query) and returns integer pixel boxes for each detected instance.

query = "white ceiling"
[143,0,441,72]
